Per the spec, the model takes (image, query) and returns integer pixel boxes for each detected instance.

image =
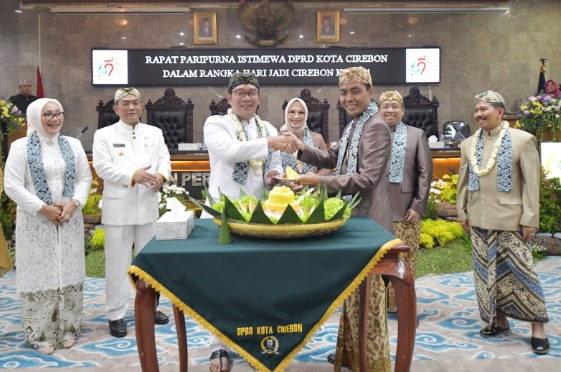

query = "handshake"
[267,132,304,153]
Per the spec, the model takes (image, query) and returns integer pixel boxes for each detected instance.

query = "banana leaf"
[188,195,220,217]
[218,209,232,244]
[348,192,362,210]
[204,184,216,206]
[223,196,246,222]
[277,204,303,224]
[248,201,273,224]
[328,200,349,221]
[305,201,325,224]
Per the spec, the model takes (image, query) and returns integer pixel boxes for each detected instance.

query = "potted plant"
[518,92,561,142]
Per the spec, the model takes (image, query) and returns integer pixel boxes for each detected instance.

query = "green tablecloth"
[129,216,398,372]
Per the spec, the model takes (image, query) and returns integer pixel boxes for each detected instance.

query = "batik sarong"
[21,283,83,350]
[387,220,421,310]
[334,275,391,372]
[471,227,548,327]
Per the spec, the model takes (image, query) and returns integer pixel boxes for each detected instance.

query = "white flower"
[98,200,103,210]
[470,121,509,177]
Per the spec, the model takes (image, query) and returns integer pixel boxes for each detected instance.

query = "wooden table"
[134,244,416,372]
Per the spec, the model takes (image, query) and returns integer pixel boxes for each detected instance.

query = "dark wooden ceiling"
[21,1,510,6]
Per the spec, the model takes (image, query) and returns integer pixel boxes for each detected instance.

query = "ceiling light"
[343,6,509,14]
[44,5,190,14]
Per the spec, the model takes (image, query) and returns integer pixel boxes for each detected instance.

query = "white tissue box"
[156,211,195,240]
[178,143,201,151]
[429,142,445,149]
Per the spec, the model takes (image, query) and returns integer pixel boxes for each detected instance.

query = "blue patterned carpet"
[0,257,560,369]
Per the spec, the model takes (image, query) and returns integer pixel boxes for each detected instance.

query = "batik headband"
[114,87,141,103]
[474,90,505,106]
[379,91,403,106]
[228,72,260,93]
[338,66,372,86]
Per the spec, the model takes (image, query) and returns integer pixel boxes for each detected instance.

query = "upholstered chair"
[145,89,195,151]
[402,86,440,138]
[95,99,120,129]
[209,98,231,116]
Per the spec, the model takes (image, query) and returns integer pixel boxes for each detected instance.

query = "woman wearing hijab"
[4,98,91,355]
[545,79,560,97]
[280,98,331,178]
[0,167,14,277]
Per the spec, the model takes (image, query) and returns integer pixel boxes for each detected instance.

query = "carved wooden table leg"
[174,305,188,371]
[135,280,159,371]
[359,245,416,372]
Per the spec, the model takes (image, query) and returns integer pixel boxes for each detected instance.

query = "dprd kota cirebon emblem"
[260,336,279,354]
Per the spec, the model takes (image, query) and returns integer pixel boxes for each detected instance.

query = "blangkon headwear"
[114,87,141,103]
[474,90,505,107]
[228,72,260,93]
[379,91,403,106]
[339,67,372,86]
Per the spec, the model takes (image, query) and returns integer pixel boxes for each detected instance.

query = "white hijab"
[280,98,309,138]
[26,98,64,139]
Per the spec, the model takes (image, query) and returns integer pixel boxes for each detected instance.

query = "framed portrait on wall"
[194,12,217,45]
[317,11,340,43]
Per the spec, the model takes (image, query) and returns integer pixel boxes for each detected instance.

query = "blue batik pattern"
[232,117,272,185]
[27,133,76,204]
[468,129,512,192]
[389,122,407,184]
[335,101,378,201]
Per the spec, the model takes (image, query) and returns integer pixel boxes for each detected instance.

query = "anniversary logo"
[92,47,441,86]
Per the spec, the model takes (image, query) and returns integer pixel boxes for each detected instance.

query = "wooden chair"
[95,99,119,129]
[145,89,195,150]
[282,89,330,144]
[402,86,439,138]
[209,98,231,116]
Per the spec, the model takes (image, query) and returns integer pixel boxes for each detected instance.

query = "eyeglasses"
[380,104,402,111]
[232,89,259,98]
[43,112,64,120]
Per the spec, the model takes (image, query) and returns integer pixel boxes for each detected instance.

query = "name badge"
[113,143,125,147]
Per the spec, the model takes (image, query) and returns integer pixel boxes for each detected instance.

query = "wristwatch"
[72,199,81,208]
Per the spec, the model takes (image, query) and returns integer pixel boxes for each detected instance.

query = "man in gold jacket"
[457,90,549,354]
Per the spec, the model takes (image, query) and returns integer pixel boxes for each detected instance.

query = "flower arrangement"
[430,174,458,204]
[518,93,561,141]
[0,98,26,141]
[158,183,190,216]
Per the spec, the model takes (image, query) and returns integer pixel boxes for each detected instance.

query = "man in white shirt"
[92,87,172,338]
[202,72,287,371]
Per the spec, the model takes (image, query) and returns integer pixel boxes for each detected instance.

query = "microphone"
[77,126,89,139]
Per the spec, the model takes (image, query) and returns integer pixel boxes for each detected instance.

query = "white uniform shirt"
[203,114,282,202]
[92,121,171,226]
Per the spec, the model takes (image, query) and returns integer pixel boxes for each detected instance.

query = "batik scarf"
[468,129,513,192]
[336,101,379,200]
[27,132,76,204]
[229,110,272,185]
[389,122,407,184]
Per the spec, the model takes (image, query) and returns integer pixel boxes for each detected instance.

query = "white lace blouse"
[4,135,92,293]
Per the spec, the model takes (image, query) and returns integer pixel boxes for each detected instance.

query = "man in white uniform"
[203,72,287,371]
[93,87,172,338]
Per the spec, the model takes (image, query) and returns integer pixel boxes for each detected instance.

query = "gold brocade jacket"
[457,126,539,231]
